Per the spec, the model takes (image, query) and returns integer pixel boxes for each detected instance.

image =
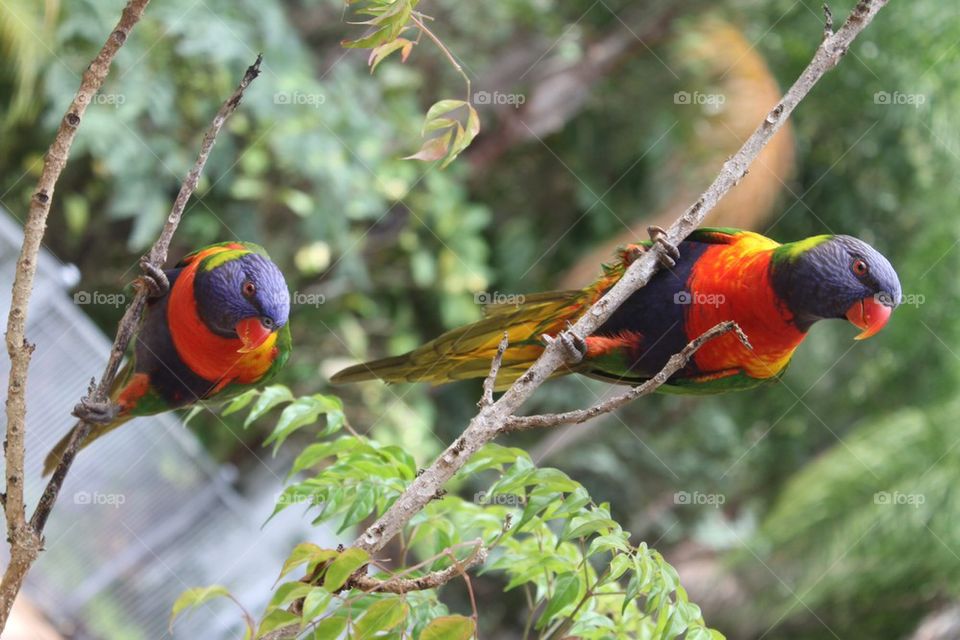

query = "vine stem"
[411,12,472,103]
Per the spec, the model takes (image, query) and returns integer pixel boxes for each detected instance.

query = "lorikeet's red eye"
[242,280,257,297]
[851,258,869,277]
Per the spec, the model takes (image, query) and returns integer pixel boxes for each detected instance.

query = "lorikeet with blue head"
[331,228,901,392]
[43,241,291,475]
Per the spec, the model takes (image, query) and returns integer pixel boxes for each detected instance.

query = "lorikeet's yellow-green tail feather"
[331,289,595,390]
[42,416,132,476]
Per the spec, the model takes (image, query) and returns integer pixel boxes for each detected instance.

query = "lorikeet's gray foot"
[138,258,169,299]
[544,330,587,365]
[647,225,680,268]
[72,397,120,425]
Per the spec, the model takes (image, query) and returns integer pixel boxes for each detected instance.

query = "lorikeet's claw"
[543,330,587,365]
[647,225,680,268]
[71,397,120,425]
[137,258,169,299]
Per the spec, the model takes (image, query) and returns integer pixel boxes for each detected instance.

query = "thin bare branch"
[503,322,749,432]
[410,12,472,103]
[0,0,152,629]
[348,541,487,594]
[480,333,509,408]
[0,1,262,626]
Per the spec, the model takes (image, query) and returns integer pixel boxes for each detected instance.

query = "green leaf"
[222,389,258,416]
[353,598,409,638]
[342,24,394,49]
[169,585,231,630]
[264,394,334,453]
[323,548,369,592]
[267,581,312,610]
[538,572,582,628]
[182,405,204,426]
[562,511,618,540]
[255,609,299,639]
[459,444,524,475]
[423,117,458,134]
[441,104,480,168]
[290,438,361,476]
[623,570,642,615]
[312,616,347,639]
[277,543,336,581]
[588,533,631,556]
[368,37,414,72]
[244,385,293,427]
[420,615,475,640]
[339,484,377,532]
[301,587,332,623]
[405,130,453,162]
[424,99,468,125]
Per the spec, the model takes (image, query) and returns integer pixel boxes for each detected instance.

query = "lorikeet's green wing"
[685,227,748,244]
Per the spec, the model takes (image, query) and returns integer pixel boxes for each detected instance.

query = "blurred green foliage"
[2,0,959,638]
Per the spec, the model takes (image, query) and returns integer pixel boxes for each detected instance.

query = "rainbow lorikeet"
[43,241,291,475]
[331,228,901,392]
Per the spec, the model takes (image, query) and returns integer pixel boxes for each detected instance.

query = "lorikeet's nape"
[43,242,292,475]
[331,228,901,393]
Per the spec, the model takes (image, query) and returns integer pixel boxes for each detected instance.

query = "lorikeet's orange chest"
[685,236,806,379]
[167,256,279,393]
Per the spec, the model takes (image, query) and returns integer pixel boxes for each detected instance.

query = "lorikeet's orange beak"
[845,296,893,341]
[236,317,274,353]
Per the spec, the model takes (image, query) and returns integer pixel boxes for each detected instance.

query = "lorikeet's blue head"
[194,250,290,351]
[772,235,901,339]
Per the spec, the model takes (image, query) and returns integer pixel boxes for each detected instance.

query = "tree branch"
[349,0,891,558]
[0,0,152,630]
[479,333,509,408]
[503,321,750,432]
[347,541,487,594]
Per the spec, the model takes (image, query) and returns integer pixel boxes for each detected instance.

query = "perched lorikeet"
[43,241,291,475]
[331,228,901,392]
